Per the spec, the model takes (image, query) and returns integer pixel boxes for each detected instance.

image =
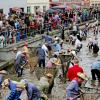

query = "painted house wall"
[0,0,27,15]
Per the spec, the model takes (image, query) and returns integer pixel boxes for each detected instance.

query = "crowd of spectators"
[0,7,99,48]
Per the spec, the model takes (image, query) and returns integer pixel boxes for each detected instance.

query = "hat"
[0,70,7,74]
[71,51,76,55]
[38,44,42,47]
[22,50,28,53]
[61,40,64,43]
[17,82,26,88]
[41,94,48,100]
[20,79,28,86]
[54,41,58,44]
[22,46,29,54]
[67,48,71,52]
[54,37,59,41]
[2,78,10,87]
[44,42,48,45]
[86,23,88,26]
[46,73,53,78]
[77,72,88,81]
[13,47,17,51]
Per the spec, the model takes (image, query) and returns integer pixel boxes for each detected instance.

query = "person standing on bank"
[72,23,78,36]
[75,37,82,52]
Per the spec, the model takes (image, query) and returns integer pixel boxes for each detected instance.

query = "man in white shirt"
[0,35,5,48]
[42,43,48,57]
[69,35,76,45]
[93,37,98,46]
[0,20,3,27]
[75,39,82,52]
[13,47,22,60]
[72,23,77,36]
[73,25,77,32]
[16,51,22,59]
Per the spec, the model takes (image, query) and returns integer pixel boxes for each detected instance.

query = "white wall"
[28,0,49,4]
[90,0,100,7]
[27,0,50,14]
[0,0,27,15]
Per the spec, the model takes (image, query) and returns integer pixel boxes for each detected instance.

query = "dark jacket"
[26,83,41,100]
[36,47,45,60]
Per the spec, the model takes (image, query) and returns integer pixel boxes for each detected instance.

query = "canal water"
[1,26,100,100]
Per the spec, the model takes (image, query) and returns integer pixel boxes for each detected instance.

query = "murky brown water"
[1,26,100,100]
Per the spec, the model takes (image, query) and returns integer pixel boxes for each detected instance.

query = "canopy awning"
[46,9,58,13]
[52,5,67,9]
[11,7,22,12]
[72,4,81,10]
[65,6,73,11]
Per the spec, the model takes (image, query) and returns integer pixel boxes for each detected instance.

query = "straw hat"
[55,37,59,41]
[77,72,88,81]
[0,70,7,74]
[9,80,26,89]
[41,93,48,100]
[22,46,29,54]
[20,79,28,86]
[2,78,10,87]
[13,47,17,51]
[46,73,53,78]
[22,50,28,53]
[61,40,64,43]
[17,82,26,88]
[71,50,76,55]
[54,59,61,66]
[44,42,48,45]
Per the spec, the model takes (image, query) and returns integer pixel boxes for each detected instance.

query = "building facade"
[50,0,62,7]
[27,0,50,14]
[0,0,27,15]
[90,0,100,7]
[58,0,90,7]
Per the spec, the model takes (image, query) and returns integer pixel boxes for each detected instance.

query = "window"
[20,8,24,12]
[34,6,40,11]
[0,9,3,13]
[43,6,46,12]
[98,3,100,7]
[95,4,97,7]
[34,6,40,14]
[27,6,31,13]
